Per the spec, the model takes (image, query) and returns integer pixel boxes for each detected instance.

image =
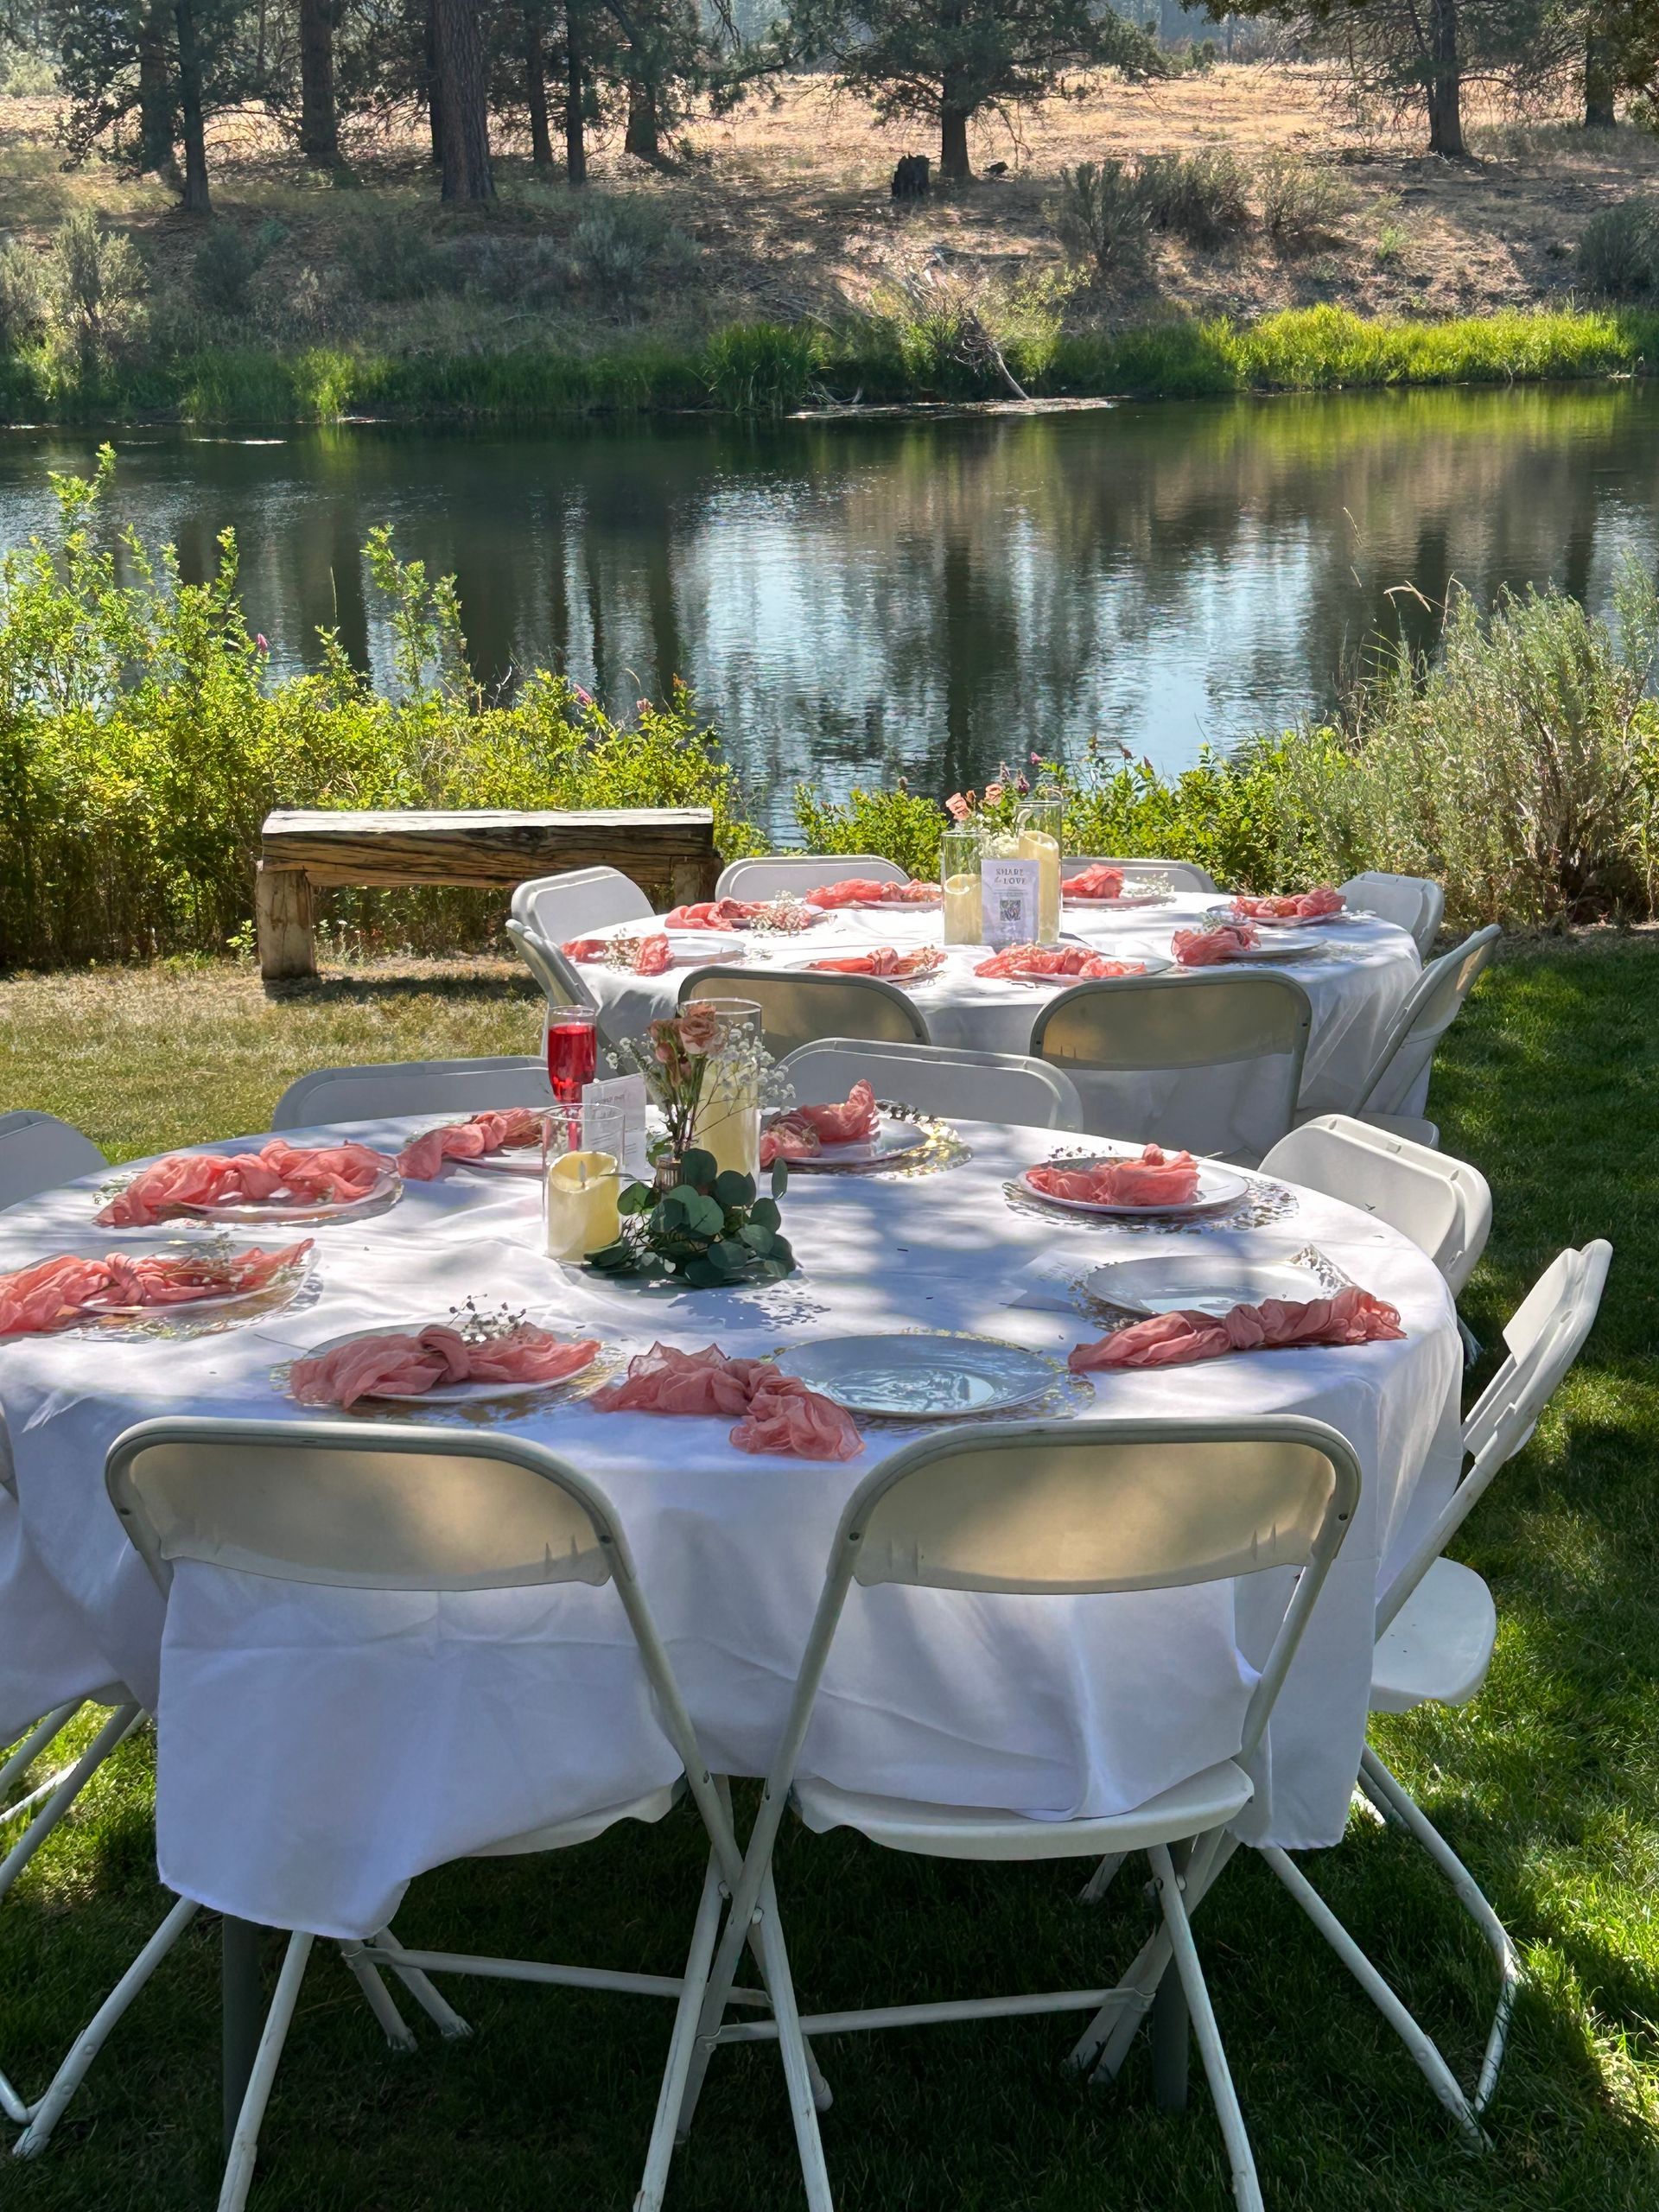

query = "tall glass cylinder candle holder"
[687,998,765,1180]
[543,1102,625,1262]
[940,826,983,944]
[1015,791,1064,945]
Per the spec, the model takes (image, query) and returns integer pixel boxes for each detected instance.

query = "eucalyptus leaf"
[771,1159,789,1199]
[681,1147,718,1189]
[714,1169,755,1210]
[687,1194,728,1238]
[737,1221,775,1255]
[684,1257,726,1290]
[617,1181,655,1218]
[656,1195,690,1233]
[750,1197,780,1232]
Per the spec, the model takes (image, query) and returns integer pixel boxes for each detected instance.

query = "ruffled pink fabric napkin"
[562,933,672,975]
[591,1342,864,1460]
[808,946,944,980]
[1173,925,1257,968]
[290,1322,600,1409]
[0,1240,313,1336]
[1230,886,1344,923]
[663,898,766,930]
[804,878,938,909]
[760,1080,880,1166]
[976,943,1147,982]
[396,1108,548,1182]
[99,1142,392,1228]
[1063,864,1126,901]
[1027,1143,1199,1208]
[1069,1287,1405,1373]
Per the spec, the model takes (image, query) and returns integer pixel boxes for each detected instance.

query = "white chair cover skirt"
[0,1120,1459,1938]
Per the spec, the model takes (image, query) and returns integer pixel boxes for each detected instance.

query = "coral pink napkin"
[0,1240,314,1336]
[396,1109,548,1181]
[99,1141,391,1227]
[1172,925,1256,968]
[562,933,672,975]
[804,878,938,909]
[591,1342,863,1460]
[1027,1144,1200,1208]
[1063,864,1126,901]
[808,946,943,980]
[289,1322,600,1409]
[976,944,1146,982]
[1069,1287,1405,1372]
[1230,887,1344,922]
[760,1080,880,1166]
[662,898,765,930]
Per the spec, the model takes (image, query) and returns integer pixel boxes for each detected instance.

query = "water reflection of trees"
[5,390,1654,825]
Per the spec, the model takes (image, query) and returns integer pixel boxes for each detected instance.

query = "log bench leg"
[671,849,721,907]
[256,863,316,984]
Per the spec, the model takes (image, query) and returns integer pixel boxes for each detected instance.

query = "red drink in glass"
[545,1007,598,1106]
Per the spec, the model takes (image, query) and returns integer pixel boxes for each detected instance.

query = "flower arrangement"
[613,1001,791,1172]
[586,1148,795,1290]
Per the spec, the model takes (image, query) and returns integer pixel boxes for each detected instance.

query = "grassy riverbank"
[0,935,1653,2212]
[4,302,1655,423]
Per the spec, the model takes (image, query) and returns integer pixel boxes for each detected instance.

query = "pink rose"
[677,1002,722,1057]
[944,792,970,823]
[984,781,1005,808]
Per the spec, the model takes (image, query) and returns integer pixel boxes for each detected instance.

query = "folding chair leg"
[372,1923,472,2040]
[1077,1852,1126,1904]
[1148,1843,1263,2212]
[1359,1745,1519,2116]
[13,1895,201,2156]
[635,1850,726,2212]
[0,1705,143,1904]
[218,1930,314,2212]
[752,1868,835,2212]
[1069,1831,1240,2080]
[336,1942,417,2054]
[1257,1847,1484,2146]
[0,1703,84,1800]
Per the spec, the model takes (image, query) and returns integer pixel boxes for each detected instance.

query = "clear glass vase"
[940,826,983,945]
[1015,791,1064,945]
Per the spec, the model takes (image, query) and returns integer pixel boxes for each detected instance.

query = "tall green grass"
[0,305,1652,424]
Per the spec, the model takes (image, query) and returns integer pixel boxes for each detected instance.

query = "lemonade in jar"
[1015,791,1064,945]
[940,826,982,944]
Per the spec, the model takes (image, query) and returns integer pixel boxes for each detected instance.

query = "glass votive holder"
[543,1101,626,1262]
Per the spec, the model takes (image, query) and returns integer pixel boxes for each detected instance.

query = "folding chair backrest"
[681,969,931,1058]
[1354,925,1501,1116]
[1257,1115,1481,1292]
[509,867,654,942]
[505,920,598,1017]
[1339,871,1445,957]
[0,1111,107,1210]
[107,1419,617,1593]
[1030,972,1312,1152]
[1063,855,1218,894]
[270,1056,550,1133]
[765,1418,1360,1806]
[1376,1240,1611,1632]
[779,1039,1083,1130]
[715,854,910,900]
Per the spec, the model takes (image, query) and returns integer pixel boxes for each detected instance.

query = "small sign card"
[582,1074,649,1176]
[980,857,1040,950]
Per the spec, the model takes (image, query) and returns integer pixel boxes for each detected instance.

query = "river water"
[3,381,1655,830]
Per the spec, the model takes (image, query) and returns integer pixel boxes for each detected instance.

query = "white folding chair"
[0,1112,106,1211]
[510,866,655,941]
[1259,1116,1491,1299]
[1030,969,1313,1163]
[715,854,910,900]
[1063,855,1218,893]
[655,1415,1362,2212]
[91,1417,798,2210]
[1340,871,1445,959]
[271,1055,550,1133]
[780,1039,1083,1130]
[1077,1243,1611,2144]
[1326,925,1502,1149]
[680,968,931,1058]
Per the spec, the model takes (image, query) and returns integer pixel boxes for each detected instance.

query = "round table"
[0,1116,1460,1940]
[573,893,1425,1158]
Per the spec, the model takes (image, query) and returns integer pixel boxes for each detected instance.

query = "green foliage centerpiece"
[586,1001,798,1290]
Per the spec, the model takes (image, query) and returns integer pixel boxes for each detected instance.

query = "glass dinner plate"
[1019,1158,1250,1219]
[841,893,942,911]
[998,951,1172,985]
[774,1332,1058,1418]
[1063,887,1174,910]
[1217,939,1332,965]
[283,1320,601,1404]
[1084,1253,1330,1319]
[776,1114,932,1171]
[1202,903,1362,931]
[170,1166,403,1226]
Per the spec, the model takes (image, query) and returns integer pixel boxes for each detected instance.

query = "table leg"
[1151,1840,1191,2111]
[221,1916,264,2152]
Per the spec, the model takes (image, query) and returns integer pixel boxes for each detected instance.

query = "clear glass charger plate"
[162,1166,404,1225]
[9,1236,320,1340]
[1017,1158,1250,1219]
[773,1331,1061,1418]
[1202,903,1364,931]
[1084,1250,1338,1319]
[778,1114,933,1172]
[274,1319,610,1406]
[1063,889,1173,911]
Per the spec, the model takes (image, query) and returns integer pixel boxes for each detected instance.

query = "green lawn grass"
[0,938,1655,2210]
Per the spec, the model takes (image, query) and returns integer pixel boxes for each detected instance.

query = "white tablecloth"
[576,894,1424,1157]
[0,1121,1460,1939]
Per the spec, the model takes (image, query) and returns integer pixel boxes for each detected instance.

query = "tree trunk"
[525,4,554,166]
[137,0,175,177]
[434,0,495,201]
[424,0,443,162]
[174,0,212,211]
[1424,0,1465,158]
[1585,34,1617,130]
[625,78,660,162]
[938,97,970,181]
[565,2,586,184]
[299,0,339,168]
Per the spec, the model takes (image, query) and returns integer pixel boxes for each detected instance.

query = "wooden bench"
[256,807,721,982]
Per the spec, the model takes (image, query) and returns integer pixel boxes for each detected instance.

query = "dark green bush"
[1578,200,1659,299]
